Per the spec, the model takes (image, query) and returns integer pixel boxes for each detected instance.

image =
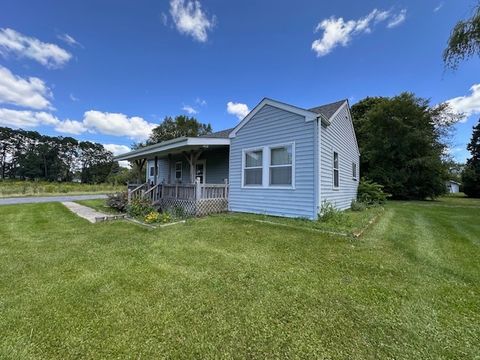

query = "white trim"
[314,118,320,217]
[241,142,296,189]
[241,147,264,188]
[115,137,230,161]
[333,150,339,190]
[343,101,361,156]
[230,98,317,138]
[175,161,183,181]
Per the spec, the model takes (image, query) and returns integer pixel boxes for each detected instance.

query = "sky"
[1,0,479,162]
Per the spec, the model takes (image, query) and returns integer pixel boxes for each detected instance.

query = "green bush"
[358,178,388,205]
[351,200,367,212]
[127,198,155,218]
[318,201,352,227]
[107,192,128,212]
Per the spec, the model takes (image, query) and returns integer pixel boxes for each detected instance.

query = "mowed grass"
[0,180,123,198]
[0,197,479,359]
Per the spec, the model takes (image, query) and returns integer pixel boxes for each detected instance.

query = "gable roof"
[229,98,318,138]
[309,99,347,120]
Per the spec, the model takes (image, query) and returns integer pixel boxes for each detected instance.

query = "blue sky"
[1,0,479,161]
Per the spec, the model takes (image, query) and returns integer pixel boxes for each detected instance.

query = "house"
[115,97,360,219]
[446,180,460,193]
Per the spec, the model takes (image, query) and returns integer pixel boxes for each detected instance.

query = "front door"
[195,160,206,184]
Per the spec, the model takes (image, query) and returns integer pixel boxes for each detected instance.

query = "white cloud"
[83,110,156,140]
[0,108,59,128]
[312,8,407,57]
[446,84,480,122]
[69,93,79,102]
[103,143,131,156]
[57,33,82,47]
[169,0,215,42]
[0,107,156,140]
[103,144,131,167]
[227,101,249,120]
[54,119,86,135]
[387,9,407,28]
[0,66,52,109]
[182,105,198,114]
[434,2,444,12]
[195,97,207,106]
[0,28,72,68]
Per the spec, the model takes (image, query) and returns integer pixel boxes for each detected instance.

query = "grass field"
[0,180,123,197]
[0,196,479,359]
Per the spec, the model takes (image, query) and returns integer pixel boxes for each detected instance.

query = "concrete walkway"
[0,194,107,206]
[62,201,125,223]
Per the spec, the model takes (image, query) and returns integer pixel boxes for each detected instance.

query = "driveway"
[0,194,107,206]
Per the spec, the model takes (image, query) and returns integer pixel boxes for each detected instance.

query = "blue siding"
[229,105,316,219]
[319,104,360,210]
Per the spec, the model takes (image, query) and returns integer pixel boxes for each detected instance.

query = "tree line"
[0,127,118,183]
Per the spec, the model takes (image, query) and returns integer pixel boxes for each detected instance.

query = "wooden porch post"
[154,156,158,185]
[195,177,201,200]
[167,154,172,184]
[183,149,203,184]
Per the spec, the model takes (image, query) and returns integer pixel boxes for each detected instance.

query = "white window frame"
[268,143,295,188]
[242,147,264,188]
[333,151,339,189]
[175,161,182,181]
[241,142,295,189]
[352,161,357,181]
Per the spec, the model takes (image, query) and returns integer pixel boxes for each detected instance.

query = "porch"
[128,179,229,216]
[116,135,231,216]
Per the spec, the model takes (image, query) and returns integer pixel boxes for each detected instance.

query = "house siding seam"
[229,104,316,219]
[319,105,359,210]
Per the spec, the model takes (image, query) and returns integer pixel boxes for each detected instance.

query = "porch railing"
[128,178,228,204]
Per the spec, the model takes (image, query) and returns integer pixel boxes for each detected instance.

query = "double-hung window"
[149,166,155,177]
[269,145,293,186]
[333,151,339,188]
[352,162,357,181]
[175,161,182,181]
[244,149,263,186]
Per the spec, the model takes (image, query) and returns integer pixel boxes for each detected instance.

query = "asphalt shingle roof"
[199,128,234,138]
[308,99,347,120]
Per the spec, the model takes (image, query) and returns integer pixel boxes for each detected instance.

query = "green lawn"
[0,180,123,198]
[0,197,479,359]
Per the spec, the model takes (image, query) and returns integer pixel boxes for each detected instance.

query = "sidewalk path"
[0,194,107,206]
[62,201,119,223]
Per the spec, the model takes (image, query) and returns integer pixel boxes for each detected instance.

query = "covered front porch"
[116,136,230,216]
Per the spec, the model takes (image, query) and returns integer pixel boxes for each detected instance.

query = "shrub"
[170,205,188,219]
[351,199,367,212]
[319,201,340,221]
[127,198,155,218]
[107,192,128,212]
[357,178,388,205]
[159,212,172,223]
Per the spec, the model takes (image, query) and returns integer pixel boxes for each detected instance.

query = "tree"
[444,3,480,69]
[78,141,114,183]
[462,119,480,197]
[351,93,456,200]
[147,115,212,145]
